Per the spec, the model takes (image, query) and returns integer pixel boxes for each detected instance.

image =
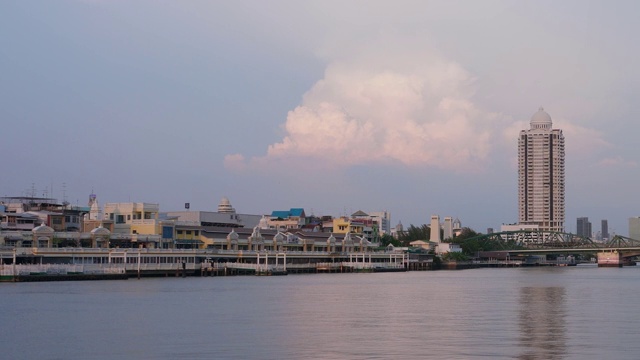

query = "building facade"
[576,217,591,238]
[518,107,565,233]
[601,219,609,240]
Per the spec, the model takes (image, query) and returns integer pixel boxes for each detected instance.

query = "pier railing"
[0,264,125,277]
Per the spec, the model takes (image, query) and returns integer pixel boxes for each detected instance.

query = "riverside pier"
[0,247,412,281]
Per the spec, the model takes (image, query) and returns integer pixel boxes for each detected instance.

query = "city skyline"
[1,1,639,236]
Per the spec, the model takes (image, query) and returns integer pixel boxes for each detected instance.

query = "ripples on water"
[2,265,640,359]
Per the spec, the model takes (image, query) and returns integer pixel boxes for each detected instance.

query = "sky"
[1,1,639,236]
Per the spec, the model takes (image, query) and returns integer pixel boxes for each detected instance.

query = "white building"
[435,242,462,255]
[518,107,565,233]
[443,217,453,240]
[500,223,540,242]
[217,197,236,213]
[368,211,391,235]
[430,215,441,243]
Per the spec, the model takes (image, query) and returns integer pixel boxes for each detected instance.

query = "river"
[2,265,639,359]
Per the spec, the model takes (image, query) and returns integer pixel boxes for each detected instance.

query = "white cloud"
[226,39,614,174]
[227,47,510,173]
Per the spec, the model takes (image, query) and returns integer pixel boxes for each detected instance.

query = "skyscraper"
[601,219,609,240]
[576,217,591,238]
[518,107,565,233]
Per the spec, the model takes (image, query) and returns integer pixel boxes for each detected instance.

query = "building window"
[116,215,125,224]
[127,215,131,220]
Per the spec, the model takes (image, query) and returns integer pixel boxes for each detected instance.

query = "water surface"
[2,265,639,359]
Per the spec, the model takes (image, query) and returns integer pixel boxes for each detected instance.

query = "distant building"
[453,218,462,237]
[576,217,592,238]
[391,221,403,238]
[500,223,540,242]
[430,215,441,243]
[368,211,391,235]
[443,217,453,240]
[217,197,236,214]
[518,107,565,232]
[266,208,306,231]
[601,219,609,240]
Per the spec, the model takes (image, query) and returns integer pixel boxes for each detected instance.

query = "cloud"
[596,156,638,168]
[226,39,614,174]
[227,47,511,173]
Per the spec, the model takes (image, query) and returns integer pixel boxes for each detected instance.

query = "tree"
[397,224,430,246]
[441,252,470,262]
[449,227,484,255]
[380,234,402,248]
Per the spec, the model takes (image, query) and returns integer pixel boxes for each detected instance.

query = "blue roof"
[270,208,305,219]
[271,210,290,219]
[289,208,305,217]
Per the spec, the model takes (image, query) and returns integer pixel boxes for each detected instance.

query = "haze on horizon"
[1,1,638,236]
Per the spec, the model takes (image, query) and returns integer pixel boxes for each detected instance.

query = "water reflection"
[518,286,566,360]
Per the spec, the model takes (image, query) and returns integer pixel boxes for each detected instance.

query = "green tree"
[397,224,430,246]
[449,227,483,256]
[441,252,470,262]
[380,234,402,247]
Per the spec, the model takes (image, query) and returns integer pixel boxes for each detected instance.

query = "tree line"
[380,224,506,255]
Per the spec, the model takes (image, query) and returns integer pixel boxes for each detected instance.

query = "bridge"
[460,230,640,267]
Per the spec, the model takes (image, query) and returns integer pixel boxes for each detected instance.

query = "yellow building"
[103,202,160,234]
[332,217,364,235]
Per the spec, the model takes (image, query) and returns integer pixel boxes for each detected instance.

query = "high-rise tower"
[518,107,565,232]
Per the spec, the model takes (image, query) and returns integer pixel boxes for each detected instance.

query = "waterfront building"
[162,208,262,249]
[435,242,462,255]
[629,217,640,240]
[349,210,382,242]
[103,202,160,234]
[332,216,365,236]
[0,196,87,232]
[576,217,592,238]
[164,210,261,229]
[518,107,565,232]
[1,212,39,231]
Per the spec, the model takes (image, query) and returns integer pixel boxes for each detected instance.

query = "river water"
[2,265,639,359]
